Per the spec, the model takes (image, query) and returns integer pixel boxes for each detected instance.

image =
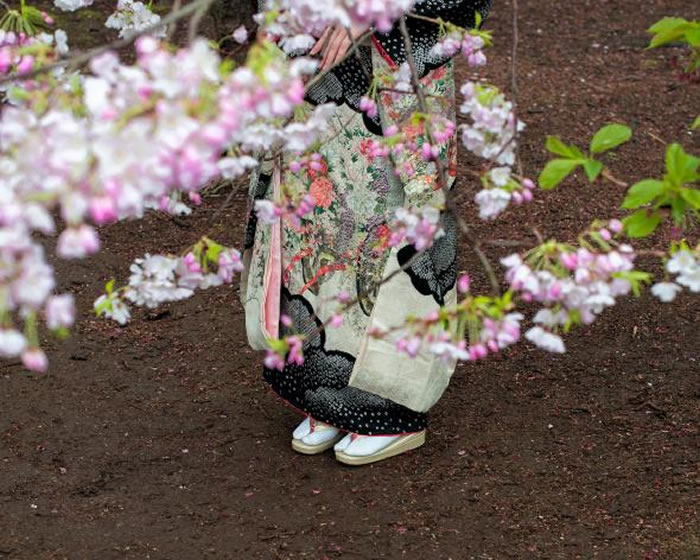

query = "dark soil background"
[2,0,699,558]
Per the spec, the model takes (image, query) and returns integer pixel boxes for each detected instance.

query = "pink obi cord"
[262,166,282,339]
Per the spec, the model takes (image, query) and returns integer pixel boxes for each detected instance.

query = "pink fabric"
[262,165,282,339]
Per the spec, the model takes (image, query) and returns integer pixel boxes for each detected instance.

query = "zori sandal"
[334,430,426,466]
[291,416,344,455]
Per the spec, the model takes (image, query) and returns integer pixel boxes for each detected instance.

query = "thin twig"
[344,26,372,82]
[188,0,213,44]
[398,16,500,294]
[166,0,182,42]
[647,130,667,145]
[511,0,523,176]
[483,238,535,248]
[602,169,629,187]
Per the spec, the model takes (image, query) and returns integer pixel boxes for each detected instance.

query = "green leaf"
[670,197,687,225]
[648,17,687,36]
[545,136,577,158]
[614,271,652,297]
[590,124,632,154]
[692,116,700,130]
[680,187,700,209]
[686,27,700,47]
[206,242,223,264]
[582,159,604,183]
[621,179,665,209]
[53,327,70,340]
[94,298,112,316]
[623,210,662,238]
[219,59,235,77]
[105,279,115,295]
[665,143,700,185]
[647,17,692,48]
[538,159,582,190]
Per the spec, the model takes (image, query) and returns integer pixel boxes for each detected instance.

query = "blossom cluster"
[255,0,415,54]
[105,0,165,39]
[95,246,244,325]
[53,0,93,12]
[502,221,637,353]
[385,219,643,364]
[263,330,304,371]
[388,206,444,252]
[651,247,700,302]
[459,81,532,220]
[0,35,335,369]
[0,29,70,105]
[431,31,487,68]
[389,274,525,364]
[460,82,522,166]
[475,166,535,220]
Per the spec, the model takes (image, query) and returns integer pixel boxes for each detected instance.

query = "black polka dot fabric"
[397,208,458,306]
[244,173,270,250]
[262,289,427,435]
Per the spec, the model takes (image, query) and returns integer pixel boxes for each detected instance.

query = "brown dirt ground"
[1,0,699,558]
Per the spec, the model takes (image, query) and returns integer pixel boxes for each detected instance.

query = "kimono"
[241,0,492,435]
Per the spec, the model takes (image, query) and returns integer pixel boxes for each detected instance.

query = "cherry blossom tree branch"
[510,0,523,177]
[166,0,182,41]
[187,0,212,44]
[398,15,501,295]
[0,0,215,85]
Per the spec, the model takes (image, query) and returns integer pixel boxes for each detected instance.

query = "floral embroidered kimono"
[241,0,491,435]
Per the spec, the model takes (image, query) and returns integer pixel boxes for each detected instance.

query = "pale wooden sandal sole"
[291,432,344,455]
[334,431,426,466]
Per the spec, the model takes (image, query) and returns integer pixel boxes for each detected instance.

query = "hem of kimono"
[265,383,427,438]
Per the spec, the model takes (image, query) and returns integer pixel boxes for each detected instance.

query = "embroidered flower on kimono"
[309,177,334,209]
[402,122,424,143]
[359,138,378,161]
[428,64,447,82]
[306,156,328,179]
[372,224,392,255]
